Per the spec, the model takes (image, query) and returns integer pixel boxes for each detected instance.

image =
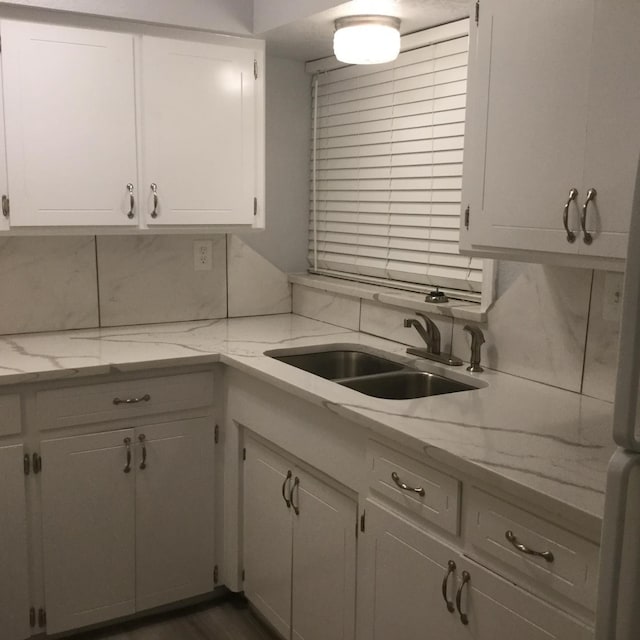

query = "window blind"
[309,34,483,298]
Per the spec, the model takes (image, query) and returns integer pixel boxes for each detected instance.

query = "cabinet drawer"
[369,441,460,535]
[36,372,213,430]
[0,394,21,436]
[465,488,599,611]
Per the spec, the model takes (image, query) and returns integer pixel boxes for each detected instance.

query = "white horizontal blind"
[309,34,483,296]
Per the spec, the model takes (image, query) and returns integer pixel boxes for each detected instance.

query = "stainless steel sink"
[338,370,476,400]
[270,349,405,380]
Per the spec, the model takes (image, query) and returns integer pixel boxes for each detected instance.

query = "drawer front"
[369,441,460,535]
[465,488,599,611]
[0,394,21,436]
[36,372,213,430]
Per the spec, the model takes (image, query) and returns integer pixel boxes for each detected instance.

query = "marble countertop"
[0,314,614,533]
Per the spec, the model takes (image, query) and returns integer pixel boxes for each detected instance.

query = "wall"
[0,0,254,34]
[292,262,623,403]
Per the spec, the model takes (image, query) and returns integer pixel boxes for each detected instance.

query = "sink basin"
[271,349,405,380]
[339,371,476,400]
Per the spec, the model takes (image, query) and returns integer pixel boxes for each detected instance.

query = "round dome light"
[333,15,401,65]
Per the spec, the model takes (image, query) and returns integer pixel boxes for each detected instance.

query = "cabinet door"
[456,556,593,639]
[578,0,640,259]
[461,0,594,254]
[0,445,30,640]
[140,36,257,226]
[41,430,135,634]
[357,501,461,640]
[291,470,356,640]
[1,21,138,227]
[243,437,293,639]
[135,417,215,612]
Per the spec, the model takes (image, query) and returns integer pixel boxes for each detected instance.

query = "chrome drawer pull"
[580,187,597,245]
[138,434,147,470]
[562,187,578,243]
[455,570,471,625]
[505,530,554,563]
[281,470,292,508]
[441,560,456,613]
[150,183,159,218]
[113,394,151,405]
[391,471,425,497]
[123,437,132,473]
[126,183,135,219]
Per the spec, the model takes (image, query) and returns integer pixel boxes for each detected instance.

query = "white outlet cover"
[193,240,213,271]
[603,271,623,323]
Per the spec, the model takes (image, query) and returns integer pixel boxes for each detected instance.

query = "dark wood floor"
[72,598,279,640]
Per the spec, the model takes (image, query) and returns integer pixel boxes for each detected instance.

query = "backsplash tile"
[97,235,227,326]
[292,284,360,330]
[452,262,592,392]
[0,236,98,335]
[227,235,291,317]
[582,271,622,402]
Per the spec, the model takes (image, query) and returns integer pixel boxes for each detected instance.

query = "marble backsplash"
[0,234,291,334]
[292,262,623,403]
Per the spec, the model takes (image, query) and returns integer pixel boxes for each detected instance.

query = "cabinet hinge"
[2,194,9,218]
[24,454,31,475]
[38,608,46,628]
[213,565,219,584]
[242,447,246,461]
[475,0,480,24]
[360,510,366,533]
[32,452,42,474]
[254,59,258,79]
[214,424,219,444]
[29,607,36,627]
[464,205,470,230]
[253,197,257,216]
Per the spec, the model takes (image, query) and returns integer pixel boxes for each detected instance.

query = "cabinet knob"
[391,471,425,497]
[123,437,132,474]
[505,530,554,562]
[138,434,147,470]
[455,570,471,625]
[281,470,292,508]
[441,560,457,613]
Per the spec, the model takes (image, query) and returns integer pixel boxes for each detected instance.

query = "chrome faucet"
[463,324,485,372]
[403,313,463,366]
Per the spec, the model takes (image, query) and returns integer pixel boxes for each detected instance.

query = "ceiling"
[260,0,471,62]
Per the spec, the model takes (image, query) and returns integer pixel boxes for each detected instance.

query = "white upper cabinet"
[1,21,139,227]
[460,0,640,266]
[140,37,257,226]
[0,20,264,231]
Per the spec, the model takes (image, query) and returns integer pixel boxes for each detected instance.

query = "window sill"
[289,273,488,323]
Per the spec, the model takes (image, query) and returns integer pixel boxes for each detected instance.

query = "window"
[309,22,482,302]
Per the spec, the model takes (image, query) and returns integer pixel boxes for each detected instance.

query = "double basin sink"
[266,345,481,401]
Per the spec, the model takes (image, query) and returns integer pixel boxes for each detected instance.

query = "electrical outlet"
[193,240,213,271]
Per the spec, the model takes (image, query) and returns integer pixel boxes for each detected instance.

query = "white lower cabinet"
[243,436,357,640]
[358,501,593,640]
[0,444,31,640]
[41,417,215,634]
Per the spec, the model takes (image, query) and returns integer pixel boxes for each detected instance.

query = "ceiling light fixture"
[333,15,401,65]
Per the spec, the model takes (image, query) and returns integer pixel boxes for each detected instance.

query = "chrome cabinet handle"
[441,560,456,613]
[150,183,159,218]
[581,187,597,245]
[391,471,425,497]
[126,183,135,219]
[138,434,147,470]
[505,530,554,562]
[123,437,132,473]
[113,394,151,405]
[455,570,471,625]
[289,476,300,515]
[562,187,578,243]
[281,470,292,508]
